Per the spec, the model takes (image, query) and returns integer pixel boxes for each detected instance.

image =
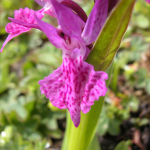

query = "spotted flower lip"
[1,0,109,127]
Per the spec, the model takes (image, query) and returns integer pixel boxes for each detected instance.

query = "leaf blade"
[86,0,136,71]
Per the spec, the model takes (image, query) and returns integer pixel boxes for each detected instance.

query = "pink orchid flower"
[1,0,108,127]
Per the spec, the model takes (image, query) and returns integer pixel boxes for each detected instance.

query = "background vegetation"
[0,0,150,149]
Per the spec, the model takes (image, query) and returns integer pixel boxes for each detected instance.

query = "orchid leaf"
[114,141,129,150]
[86,0,136,71]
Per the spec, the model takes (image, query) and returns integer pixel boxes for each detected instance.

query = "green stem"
[61,111,71,150]
[67,96,104,150]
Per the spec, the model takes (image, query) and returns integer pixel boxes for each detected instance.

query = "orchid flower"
[1,0,108,127]
[0,0,86,52]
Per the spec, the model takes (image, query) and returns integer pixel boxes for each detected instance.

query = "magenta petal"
[0,35,12,52]
[0,26,30,52]
[146,0,150,3]
[35,0,56,17]
[82,0,108,45]
[81,71,108,113]
[8,18,41,30]
[44,7,56,18]
[38,66,67,109]
[83,47,91,60]
[13,7,44,23]
[50,0,82,37]
[39,56,108,127]
[35,16,64,49]
[1,7,44,52]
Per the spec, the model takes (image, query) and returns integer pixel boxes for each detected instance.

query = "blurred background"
[0,0,150,150]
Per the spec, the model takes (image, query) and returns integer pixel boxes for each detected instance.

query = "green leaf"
[24,116,40,130]
[97,109,109,136]
[114,141,129,150]
[128,96,139,112]
[146,78,150,94]
[27,131,42,141]
[135,14,149,29]
[48,129,62,139]
[86,0,136,71]
[139,118,149,126]
[42,118,58,130]
[108,119,121,135]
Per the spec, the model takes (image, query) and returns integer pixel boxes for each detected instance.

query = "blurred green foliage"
[97,96,139,136]
[0,1,65,149]
[0,0,150,149]
[114,140,132,150]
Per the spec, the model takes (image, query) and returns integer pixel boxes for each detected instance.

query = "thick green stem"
[62,100,107,150]
[66,96,104,150]
[61,111,71,150]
